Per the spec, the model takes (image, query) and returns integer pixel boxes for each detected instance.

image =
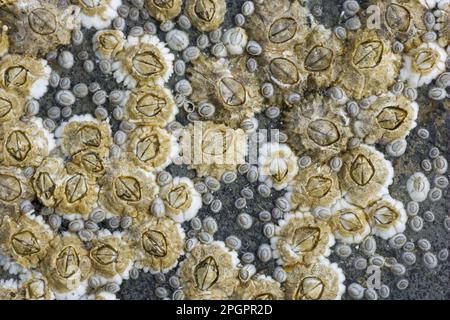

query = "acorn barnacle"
[32,157,65,209]
[435,0,449,47]
[0,87,24,124]
[93,29,125,60]
[145,0,182,22]
[0,166,34,217]
[0,26,10,58]
[185,0,226,32]
[233,276,284,300]
[19,272,54,300]
[75,0,122,30]
[272,212,335,266]
[330,199,371,244]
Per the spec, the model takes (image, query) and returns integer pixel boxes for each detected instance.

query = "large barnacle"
[19,272,54,300]
[75,0,121,30]
[0,166,34,217]
[339,145,394,207]
[98,161,159,217]
[93,29,125,60]
[234,276,284,300]
[330,199,371,244]
[287,163,341,212]
[284,260,345,300]
[0,87,24,124]
[337,30,401,100]
[41,234,92,299]
[112,34,174,88]
[179,241,239,300]
[185,0,226,32]
[272,212,335,266]
[188,55,264,128]
[127,216,184,273]
[145,0,182,22]
[32,157,65,208]
[0,0,80,57]
[353,93,419,145]
[181,121,247,180]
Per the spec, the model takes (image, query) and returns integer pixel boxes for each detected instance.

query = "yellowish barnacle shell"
[0,0,80,57]
[98,161,159,217]
[0,214,53,270]
[128,216,185,273]
[185,0,226,32]
[287,163,341,212]
[126,125,177,171]
[0,166,34,217]
[0,280,20,300]
[76,0,121,30]
[188,55,264,128]
[179,241,239,300]
[0,25,10,57]
[284,260,345,300]
[0,87,24,124]
[70,149,107,178]
[366,195,407,240]
[89,233,133,280]
[330,199,371,244]
[339,145,394,207]
[353,93,419,145]
[145,0,182,22]
[19,273,53,300]
[181,121,247,179]
[234,276,284,300]
[283,94,352,161]
[41,235,92,295]
[337,30,401,100]
[32,157,65,208]
[258,143,299,191]
[272,212,335,266]
[93,29,125,60]
[0,120,50,168]
[124,84,177,127]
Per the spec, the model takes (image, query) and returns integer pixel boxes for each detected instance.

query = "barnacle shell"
[75,0,122,30]
[272,212,335,266]
[32,157,65,208]
[112,34,174,88]
[0,279,20,300]
[19,272,54,300]
[185,0,226,32]
[337,30,401,100]
[0,54,51,99]
[178,241,239,299]
[258,143,299,191]
[0,166,34,217]
[399,41,448,88]
[0,87,24,124]
[330,199,371,244]
[181,121,247,179]
[353,93,419,144]
[366,194,407,239]
[339,145,394,207]
[98,161,159,217]
[188,55,264,127]
[234,276,284,300]
[42,234,92,298]
[159,177,202,223]
[287,163,341,212]
[128,216,185,273]
[145,0,182,22]
[0,25,10,57]
[124,84,177,127]
[0,0,80,57]
[436,1,449,47]
[284,260,345,300]
[93,29,125,60]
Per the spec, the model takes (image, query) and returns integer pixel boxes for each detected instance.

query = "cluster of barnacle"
[0,0,449,300]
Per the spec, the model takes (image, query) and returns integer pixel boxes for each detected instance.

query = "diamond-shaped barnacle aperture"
[353,93,419,145]
[145,0,182,21]
[71,150,106,178]
[285,259,345,300]
[98,161,159,218]
[179,241,239,300]
[41,235,92,298]
[93,29,125,60]
[0,214,53,270]
[337,30,401,100]
[330,199,371,244]
[233,277,284,300]
[32,157,65,208]
[339,145,394,208]
[0,166,34,216]
[365,194,407,240]
[272,212,335,266]
[20,273,54,300]
[0,88,24,124]
[127,216,184,273]
[185,0,226,32]
[76,0,121,30]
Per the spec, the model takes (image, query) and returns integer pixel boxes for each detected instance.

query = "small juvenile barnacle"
[339,144,394,207]
[41,234,92,299]
[0,54,51,99]
[98,161,159,217]
[0,87,24,124]
[287,163,341,212]
[145,0,182,22]
[272,212,335,266]
[19,272,54,300]
[284,259,345,300]
[93,29,125,60]
[353,93,419,145]
[75,0,122,30]
[258,143,299,191]
[127,216,184,273]
[178,241,239,299]
[159,177,202,223]
[399,41,448,88]
[0,213,53,270]
[112,34,174,89]
[233,276,284,300]
[185,0,226,32]
[0,166,34,217]
[337,30,401,100]
[366,194,407,240]
[330,199,371,244]
[188,55,264,128]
